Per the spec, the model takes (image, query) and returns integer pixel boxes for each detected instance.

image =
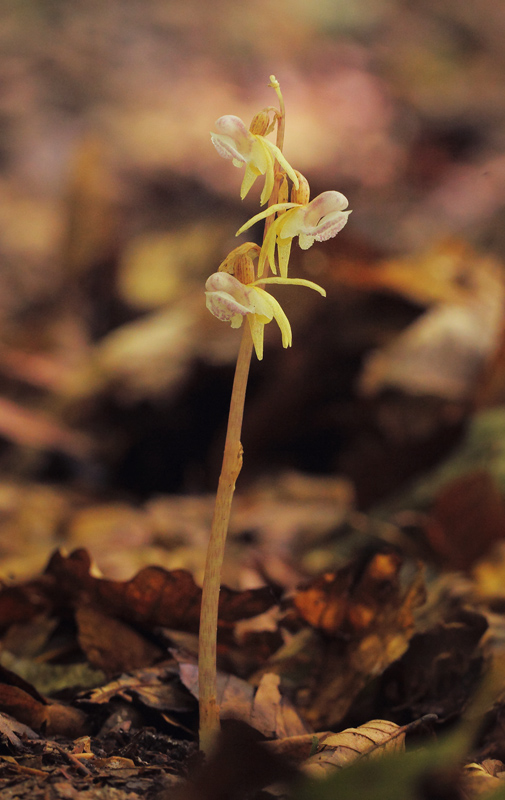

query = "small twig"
[48,740,93,776]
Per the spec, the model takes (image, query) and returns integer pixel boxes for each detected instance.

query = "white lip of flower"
[237,190,351,277]
[211,115,299,206]
[205,271,326,360]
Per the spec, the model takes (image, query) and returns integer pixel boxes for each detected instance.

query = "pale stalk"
[198,76,286,755]
[198,325,253,753]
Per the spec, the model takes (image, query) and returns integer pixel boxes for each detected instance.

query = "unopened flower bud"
[291,171,310,205]
[234,254,256,285]
[218,242,261,274]
[249,111,271,136]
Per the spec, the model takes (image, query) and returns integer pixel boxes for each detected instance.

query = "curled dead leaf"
[0,711,39,747]
[292,551,424,639]
[303,719,405,779]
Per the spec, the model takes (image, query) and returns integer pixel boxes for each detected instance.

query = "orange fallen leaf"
[288,552,425,728]
[292,551,421,638]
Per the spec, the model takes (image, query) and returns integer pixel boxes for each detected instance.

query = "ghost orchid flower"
[205,271,325,360]
[211,115,298,206]
[237,190,351,277]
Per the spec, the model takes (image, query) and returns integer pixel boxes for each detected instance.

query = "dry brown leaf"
[0,549,276,635]
[249,673,310,740]
[91,562,275,632]
[0,683,86,738]
[75,606,164,676]
[43,702,88,739]
[84,661,193,712]
[302,719,405,779]
[179,663,308,740]
[378,607,487,723]
[0,661,87,737]
[288,553,426,728]
[292,552,421,638]
[0,711,39,747]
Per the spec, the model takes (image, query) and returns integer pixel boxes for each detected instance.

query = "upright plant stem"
[198,325,253,753]
[198,76,286,755]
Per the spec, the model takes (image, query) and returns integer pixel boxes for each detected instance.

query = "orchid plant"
[199,76,351,754]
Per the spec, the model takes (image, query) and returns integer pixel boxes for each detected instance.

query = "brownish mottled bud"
[291,170,310,205]
[249,111,271,136]
[218,242,261,274]
[234,254,256,285]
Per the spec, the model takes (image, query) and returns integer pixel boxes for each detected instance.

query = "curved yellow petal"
[236,203,300,236]
[247,314,265,360]
[240,163,261,200]
[256,141,275,206]
[252,287,292,349]
[257,216,283,277]
[262,140,299,189]
[253,277,326,296]
[277,236,293,278]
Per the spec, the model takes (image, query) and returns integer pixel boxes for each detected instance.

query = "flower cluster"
[205,244,325,361]
[211,115,299,207]
[206,76,351,359]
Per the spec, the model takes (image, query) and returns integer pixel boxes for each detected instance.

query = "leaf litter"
[0,520,497,799]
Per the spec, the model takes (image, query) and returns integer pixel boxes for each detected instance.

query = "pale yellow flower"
[205,271,325,360]
[211,115,298,206]
[238,190,351,277]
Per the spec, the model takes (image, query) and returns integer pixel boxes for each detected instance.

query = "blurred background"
[2,0,505,578]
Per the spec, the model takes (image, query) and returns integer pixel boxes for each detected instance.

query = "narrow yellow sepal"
[236,203,299,236]
[252,277,326,296]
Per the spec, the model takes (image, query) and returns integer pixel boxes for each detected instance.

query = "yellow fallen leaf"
[303,719,405,779]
